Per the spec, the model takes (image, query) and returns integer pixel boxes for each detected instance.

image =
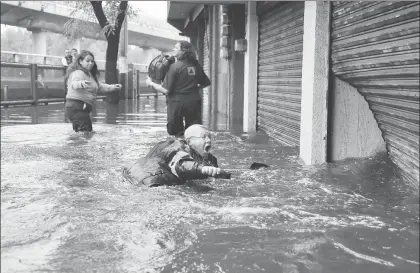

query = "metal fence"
[1,51,110,70]
[1,61,156,108]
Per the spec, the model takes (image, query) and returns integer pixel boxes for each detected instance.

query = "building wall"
[228,4,245,133]
[330,1,419,186]
[242,2,259,134]
[209,4,245,132]
[216,5,229,131]
[208,5,219,131]
[173,2,418,187]
[328,76,387,161]
[167,4,246,133]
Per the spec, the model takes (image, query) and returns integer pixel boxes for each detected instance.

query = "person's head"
[172,40,197,62]
[65,49,71,57]
[78,50,96,71]
[71,48,78,56]
[65,50,99,83]
[184,124,212,156]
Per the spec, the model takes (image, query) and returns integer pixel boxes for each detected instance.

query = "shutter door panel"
[331,1,419,185]
[202,11,211,128]
[257,2,304,146]
[198,21,204,65]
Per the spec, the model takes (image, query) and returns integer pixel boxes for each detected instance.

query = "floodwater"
[1,99,419,273]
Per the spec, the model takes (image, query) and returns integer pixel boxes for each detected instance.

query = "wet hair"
[65,50,100,84]
[176,40,198,64]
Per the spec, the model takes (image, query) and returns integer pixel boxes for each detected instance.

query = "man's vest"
[123,139,218,187]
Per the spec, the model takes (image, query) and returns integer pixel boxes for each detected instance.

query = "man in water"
[123,124,230,187]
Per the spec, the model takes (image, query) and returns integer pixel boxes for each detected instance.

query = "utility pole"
[119,15,129,100]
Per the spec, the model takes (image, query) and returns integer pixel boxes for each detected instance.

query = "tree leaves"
[63,18,87,41]
[61,1,139,41]
[102,23,116,38]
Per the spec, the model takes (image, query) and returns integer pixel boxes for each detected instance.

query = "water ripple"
[1,113,418,273]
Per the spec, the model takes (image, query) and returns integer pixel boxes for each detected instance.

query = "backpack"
[148,54,175,84]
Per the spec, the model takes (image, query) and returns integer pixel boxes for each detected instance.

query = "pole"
[30,63,38,105]
[3,85,8,101]
[129,63,134,99]
[119,16,129,100]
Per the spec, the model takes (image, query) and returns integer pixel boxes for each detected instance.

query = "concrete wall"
[207,4,246,133]
[212,4,246,133]
[229,4,245,134]
[300,1,330,165]
[209,5,229,132]
[216,56,229,131]
[243,2,258,133]
[328,76,387,161]
[209,5,219,131]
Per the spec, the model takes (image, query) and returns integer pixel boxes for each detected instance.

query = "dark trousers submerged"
[65,99,93,132]
[167,99,202,136]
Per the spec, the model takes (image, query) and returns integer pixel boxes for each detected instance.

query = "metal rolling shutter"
[257,2,305,146]
[331,1,419,185]
[202,11,211,128]
[203,23,209,80]
[197,13,205,65]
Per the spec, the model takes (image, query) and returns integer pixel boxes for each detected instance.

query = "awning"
[167,1,246,32]
[167,2,200,32]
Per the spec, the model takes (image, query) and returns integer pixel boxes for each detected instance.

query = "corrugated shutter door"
[202,13,211,127]
[197,13,205,65]
[331,1,419,185]
[257,2,305,146]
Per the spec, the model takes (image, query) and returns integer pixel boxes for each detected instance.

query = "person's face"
[65,50,70,56]
[171,43,182,58]
[187,129,212,156]
[71,49,78,56]
[79,54,95,71]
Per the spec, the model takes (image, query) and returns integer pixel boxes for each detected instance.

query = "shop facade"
[167,1,419,187]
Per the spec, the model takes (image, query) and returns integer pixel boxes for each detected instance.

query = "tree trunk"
[105,33,120,104]
[90,1,127,104]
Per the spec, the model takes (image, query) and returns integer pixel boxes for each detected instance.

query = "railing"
[1,50,151,71]
[2,51,109,70]
[1,61,157,108]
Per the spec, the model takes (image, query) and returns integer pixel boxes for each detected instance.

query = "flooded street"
[1,99,419,273]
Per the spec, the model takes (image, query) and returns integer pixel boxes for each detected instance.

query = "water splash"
[1,110,418,272]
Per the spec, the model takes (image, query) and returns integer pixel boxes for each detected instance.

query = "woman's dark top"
[162,59,211,101]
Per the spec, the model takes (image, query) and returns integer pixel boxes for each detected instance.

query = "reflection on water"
[1,99,419,273]
[1,96,167,127]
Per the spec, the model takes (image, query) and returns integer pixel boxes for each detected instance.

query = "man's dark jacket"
[123,139,218,187]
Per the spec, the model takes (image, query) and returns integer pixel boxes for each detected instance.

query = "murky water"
[1,97,167,127]
[1,99,419,273]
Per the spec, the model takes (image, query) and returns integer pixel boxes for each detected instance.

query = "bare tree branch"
[62,1,139,42]
[90,1,108,29]
[115,1,128,32]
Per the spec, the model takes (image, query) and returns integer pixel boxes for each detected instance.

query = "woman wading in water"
[65,50,122,132]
